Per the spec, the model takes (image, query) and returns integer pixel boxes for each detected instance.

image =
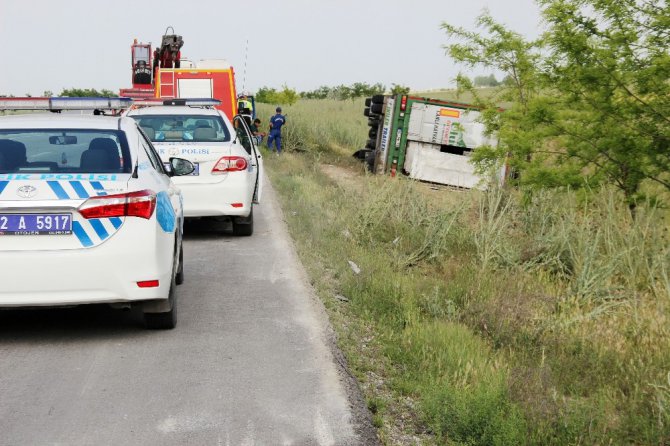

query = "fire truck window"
[133,46,150,63]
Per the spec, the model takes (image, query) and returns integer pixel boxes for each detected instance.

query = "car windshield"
[0,129,131,174]
[131,114,231,143]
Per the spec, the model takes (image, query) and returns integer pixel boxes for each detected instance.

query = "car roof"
[0,114,131,130]
[126,106,220,116]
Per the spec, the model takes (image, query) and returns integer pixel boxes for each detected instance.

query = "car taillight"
[79,189,157,220]
[212,156,248,173]
[137,280,159,288]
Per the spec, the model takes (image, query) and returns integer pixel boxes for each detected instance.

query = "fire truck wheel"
[370,103,383,114]
[363,107,371,117]
[365,98,372,107]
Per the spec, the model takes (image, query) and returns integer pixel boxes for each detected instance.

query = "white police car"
[125,99,262,236]
[0,97,194,329]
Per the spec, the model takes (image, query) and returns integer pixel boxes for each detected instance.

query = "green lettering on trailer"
[394,96,416,173]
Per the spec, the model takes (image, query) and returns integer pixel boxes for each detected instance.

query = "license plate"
[164,162,199,176]
[0,213,73,235]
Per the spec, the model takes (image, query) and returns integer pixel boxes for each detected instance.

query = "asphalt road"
[0,177,377,446]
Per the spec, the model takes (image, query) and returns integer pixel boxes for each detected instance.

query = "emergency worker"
[250,118,265,144]
[238,94,253,115]
[267,107,286,154]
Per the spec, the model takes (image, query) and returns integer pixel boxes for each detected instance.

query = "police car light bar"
[131,98,222,107]
[0,97,133,111]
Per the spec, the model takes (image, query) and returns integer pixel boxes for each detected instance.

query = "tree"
[442,1,670,207]
[300,83,386,101]
[255,85,299,105]
[59,88,118,97]
[301,86,331,99]
[538,0,670,205]
[473,74,500,87]
[280,84,299,105]
[390,84,410,95]
[255,86,279,103]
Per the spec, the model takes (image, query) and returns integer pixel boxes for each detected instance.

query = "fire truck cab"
[131,42,153,87]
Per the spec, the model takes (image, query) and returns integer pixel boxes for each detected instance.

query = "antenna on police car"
[242,38,249,91]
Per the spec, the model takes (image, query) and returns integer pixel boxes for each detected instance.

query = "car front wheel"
[175,243,184,285]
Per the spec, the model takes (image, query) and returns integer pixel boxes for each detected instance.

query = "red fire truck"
[119,29,238,120]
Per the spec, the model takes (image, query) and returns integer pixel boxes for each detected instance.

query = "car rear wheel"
[232,208,254,236]
[144,278,177,329]
[144,252,178,329]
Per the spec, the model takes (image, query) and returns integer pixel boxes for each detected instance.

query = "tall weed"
[474,185,516,271]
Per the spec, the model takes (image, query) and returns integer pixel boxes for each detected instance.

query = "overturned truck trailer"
[357,94,507,189]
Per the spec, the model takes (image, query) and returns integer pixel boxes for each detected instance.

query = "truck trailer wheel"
[370,103,383,114]
[365,150,375,172]
[371,94,385,104]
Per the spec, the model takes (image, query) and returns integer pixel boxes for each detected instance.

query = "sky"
[0,0,542,96]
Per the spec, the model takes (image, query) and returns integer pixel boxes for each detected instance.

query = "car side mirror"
[169,157,195,176]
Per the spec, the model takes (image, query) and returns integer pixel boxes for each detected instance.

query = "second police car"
[124,99,263,236]
[0,97,194,329]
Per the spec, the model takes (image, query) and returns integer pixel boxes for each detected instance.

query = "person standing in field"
[267,107,286,154]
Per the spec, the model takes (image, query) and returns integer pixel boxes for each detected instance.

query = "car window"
[138,131,165,174]
[130,114,231,143]
[234,116,254,155]
[0,129,131,174]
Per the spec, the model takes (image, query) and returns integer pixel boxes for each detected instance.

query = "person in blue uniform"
[267,107,286,154]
